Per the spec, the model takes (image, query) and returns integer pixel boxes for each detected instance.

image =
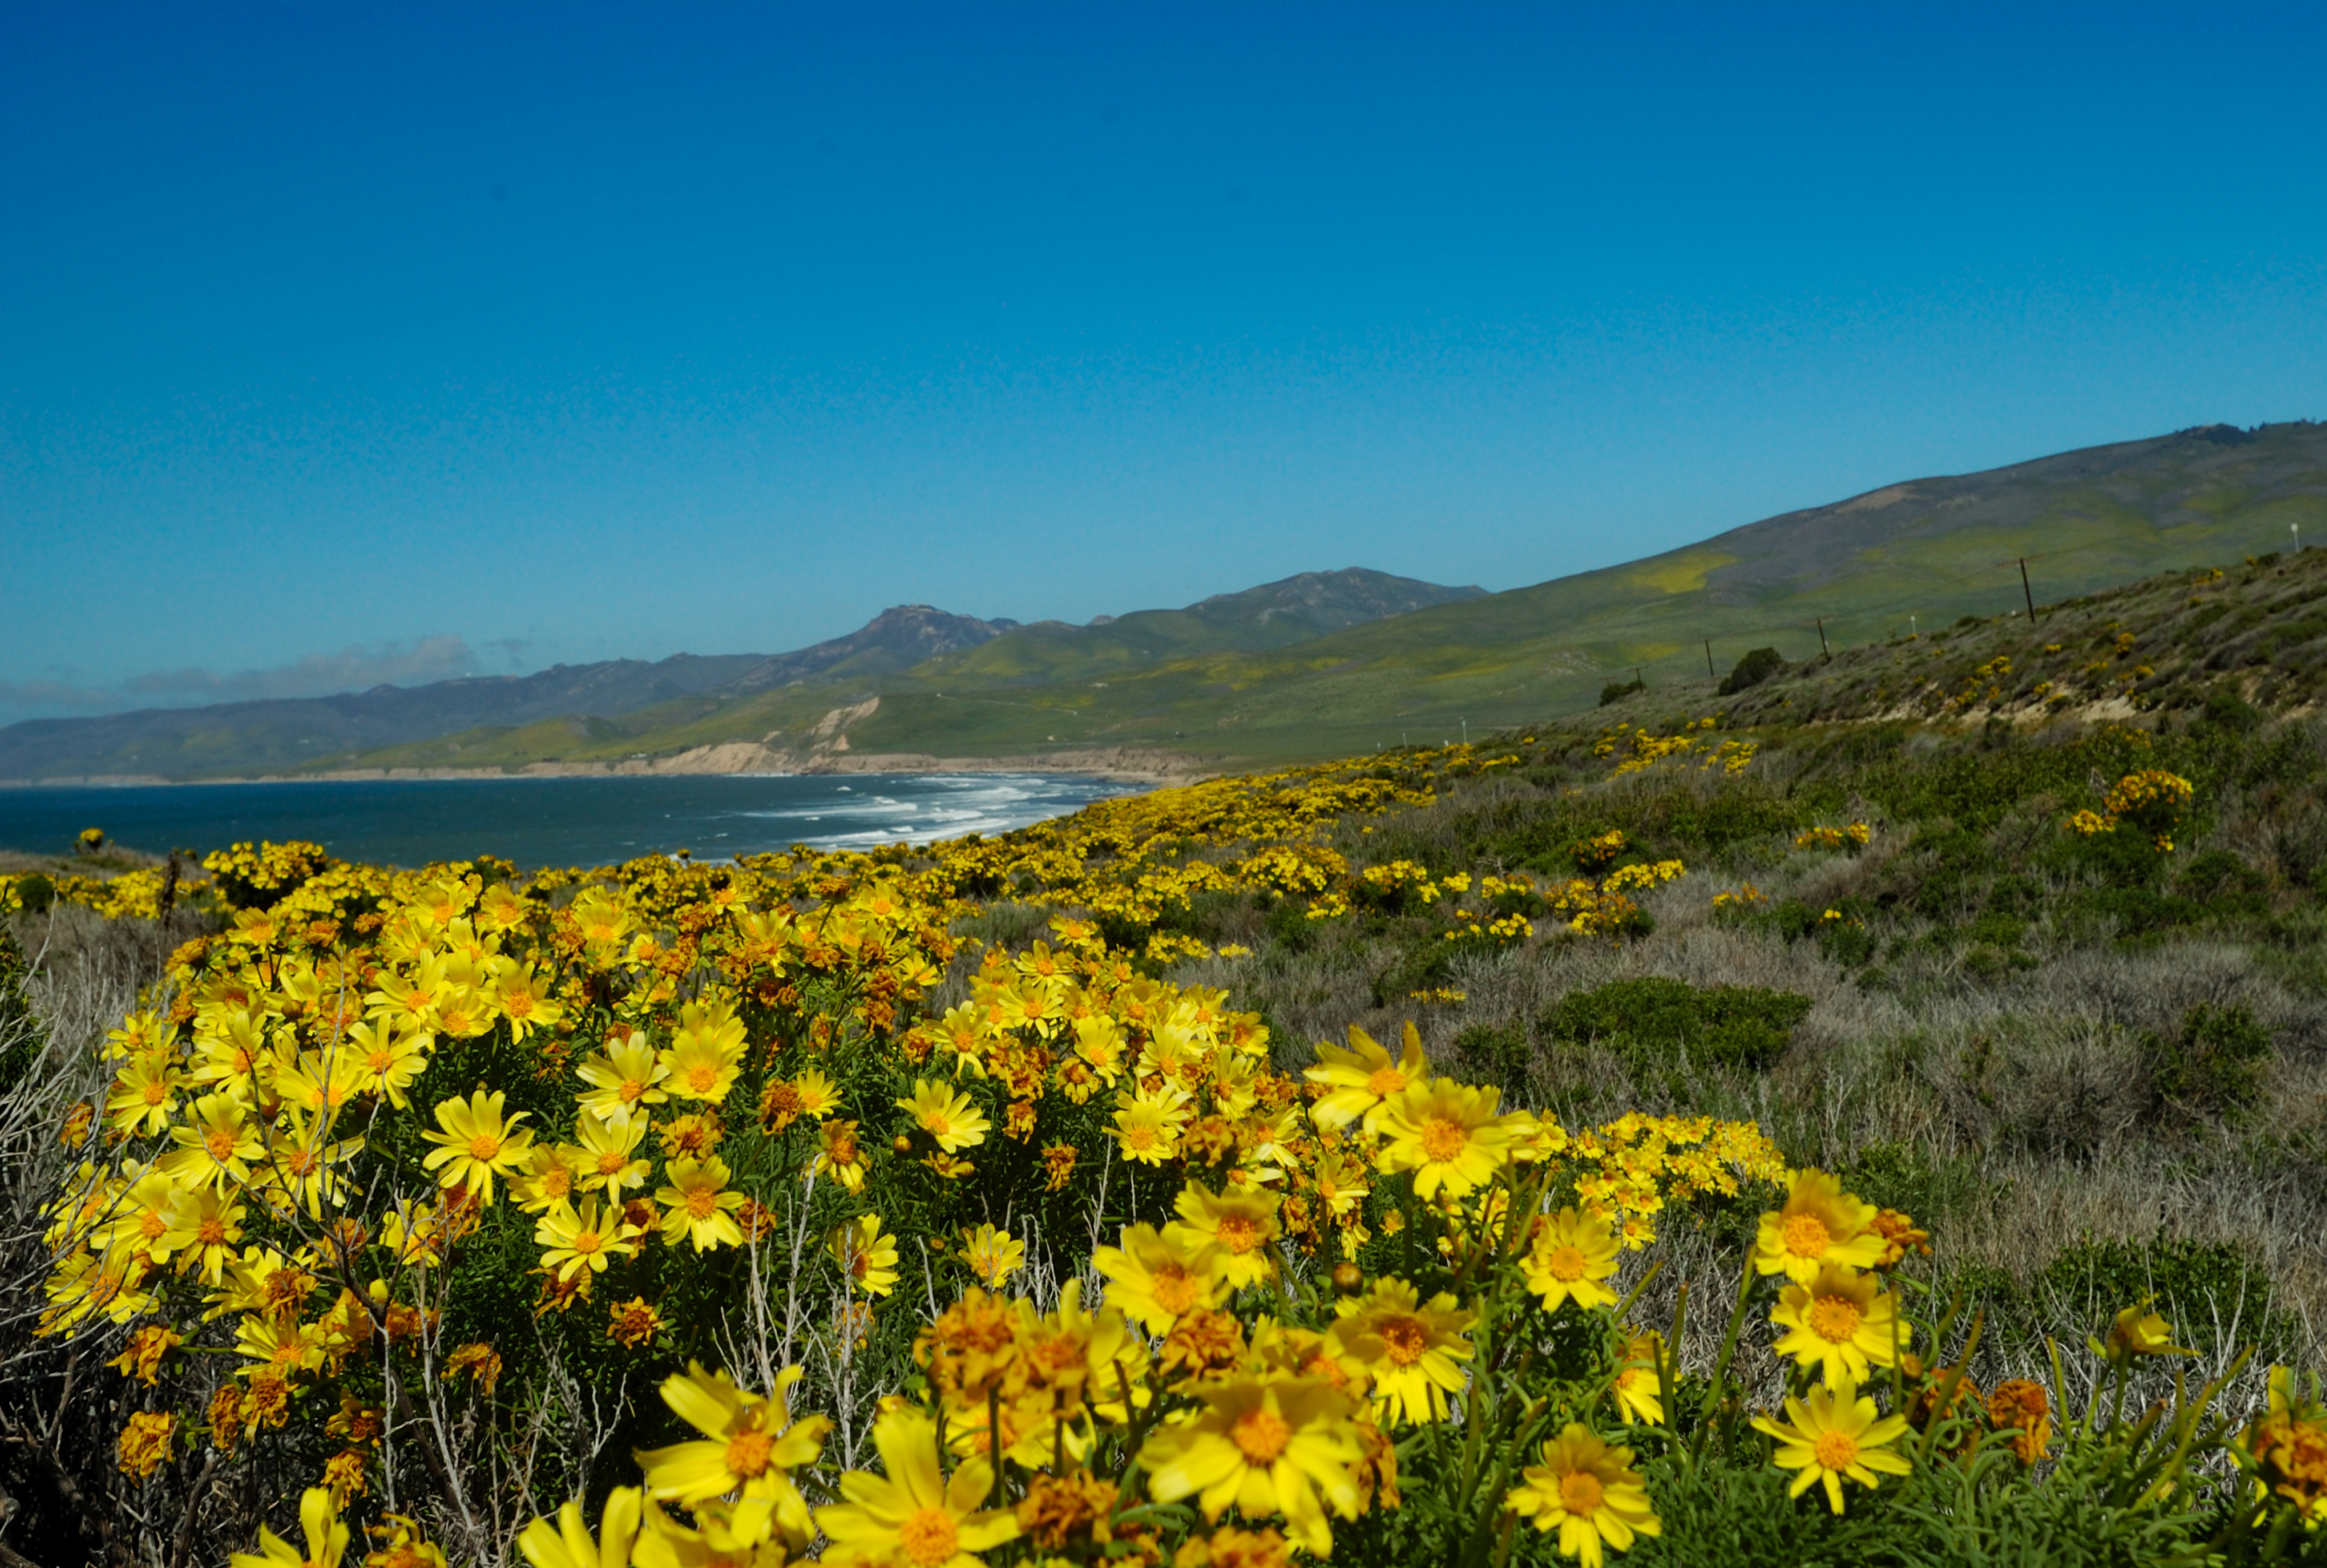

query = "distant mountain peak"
[727,605,1018,692]
[1190,566,1487,631]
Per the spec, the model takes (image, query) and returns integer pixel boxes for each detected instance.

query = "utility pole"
[1815,617,1830,659]
[1704,640,1716,680]
[2018,557,2038,621]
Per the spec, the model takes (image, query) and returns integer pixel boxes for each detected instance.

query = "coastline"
[0,743,1215,791]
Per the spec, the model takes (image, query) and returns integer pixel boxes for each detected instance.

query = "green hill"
[345,421,2326,774]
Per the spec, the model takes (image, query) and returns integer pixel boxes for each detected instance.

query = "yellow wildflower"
[1751,1376,1912,1514]
[1505,1424,1661,1567]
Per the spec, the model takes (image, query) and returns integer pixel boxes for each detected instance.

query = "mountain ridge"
[0,568,1479,781]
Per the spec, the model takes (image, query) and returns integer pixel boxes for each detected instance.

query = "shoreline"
[0,744,1215,791]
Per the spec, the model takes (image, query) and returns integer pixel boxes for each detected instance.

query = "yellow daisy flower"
[575,1036,670,1125]
[105,1055,183,1138]
[898,1079,991,1153]
[159,1092,264,1192]
[1505,1424,1661,1567]
[1770,1265,1899,1386]
[1608,1331,1664,1427]
[513,1144,592,1214]
[636,1363,830,1538]
[1094,1222,1225,1334]
[1305,1021,1430,1131]
[2098,1298,2193,1362]
[959,1222,1025,1290]
[419,1088,534,1201]
[575,1110,652,1196]
[1165,1184,1281,1290]
[1750,1375,1912,1514]
[656,1155,747,1252]
[1752,1170,1884,1284]
[828,1214,901,1297]
[1138,1375,1363,1559]
[660,1002,747,1104]
[1111,1088,1186,1166]
[792,1067,842,1119]
[1327,1278,1476,1424]
[535,1198,639,1283]
[1522,1207,1621,1312]
[817,1406,1019,1568]
[1373,1080,1533,1200]
[344,1016,431,1110]
[811,1119,869,1194]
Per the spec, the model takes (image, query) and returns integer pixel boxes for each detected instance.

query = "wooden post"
[2019,557,2038,621]
[1704,640,1715,680]
[1816,617,1829,659]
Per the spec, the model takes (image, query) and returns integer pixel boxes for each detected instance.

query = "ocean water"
[0,774,1135,868]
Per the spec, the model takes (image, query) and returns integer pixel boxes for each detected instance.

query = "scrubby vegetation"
[8,595,2327,1564]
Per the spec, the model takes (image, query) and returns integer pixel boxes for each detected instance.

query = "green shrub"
[13,873,52,913]
[2036,1234,2288,1358]
[2147,1000,2273,1117]
[1449,1018,1534,1100]
[1545,977,1814,1080]
[1719,646,1787,695]
[1600,677,1646,706]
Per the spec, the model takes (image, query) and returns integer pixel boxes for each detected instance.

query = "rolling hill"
[352,420,2325,774]
[7,421,2323,782]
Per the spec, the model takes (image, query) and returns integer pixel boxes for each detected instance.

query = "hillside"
[0,569,1473,782]
[340,420,2327,775]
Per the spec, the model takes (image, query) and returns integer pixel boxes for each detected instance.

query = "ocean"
[0,774,1136,868]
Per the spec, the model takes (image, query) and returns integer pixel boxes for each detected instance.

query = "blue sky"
[5,3,2325,720]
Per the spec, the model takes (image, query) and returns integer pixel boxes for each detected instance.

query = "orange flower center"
[1215,1216,1261,1254]
[686,1064,719,1094]
[1807,1294,1864,1343]
[724,1427,773,1478]
[1124,1126,1158,1152]
[618,1080,645,1104]
[1365,1066,1406,1097]
[571,1228,602,1256]
[1419,1117,1470,1164]
[1231,1407,1292,1465]
[596,1151,627,1176]
[1782,1213,1832,1258]
[686,1185,719,1219]
[205,1126,239,1161]
[1814,1429,1860,1470]
[468,1133,502,1161]
[542,1170,573,1199]
[1152,1267,1202,1315]
[1542,1244,1588,1282]
[142,1081,168,1105]
[923,1112,954,1139]
[198,1218,227,1245]
[1380,1317,1429,1367]
[140,1212,167,1239]
[368,1051,394,1072]
[899,1506,961,1568]
[1558,1470,1605,1514]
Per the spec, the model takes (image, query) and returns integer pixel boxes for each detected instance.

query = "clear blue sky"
[6,3,2325,720]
